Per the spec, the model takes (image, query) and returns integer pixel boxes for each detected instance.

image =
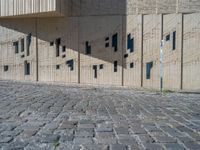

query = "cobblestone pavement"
[0,81,200,150]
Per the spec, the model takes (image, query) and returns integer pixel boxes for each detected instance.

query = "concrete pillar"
[141,14,144,87]
[180,13,184,90]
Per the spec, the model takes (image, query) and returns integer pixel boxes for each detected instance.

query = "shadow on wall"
[0,14,127,67]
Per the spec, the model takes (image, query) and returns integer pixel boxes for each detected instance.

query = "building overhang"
[0,0,64,18]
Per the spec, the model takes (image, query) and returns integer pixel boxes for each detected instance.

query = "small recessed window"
[146,62,153,79]
[24,61,30,75]
[130,62,134,68]
[56,65,60,70]
[50,42,54,46]
[99,64,104,69]
[105,37,109,48]
[62,54,66,58]
[124,54,128,58]
[112,33,118,52]
[127,34,134,53]
[21,38,24,52]
[166,34,170,41]
[66,59,74,71]
[55,38,61,57]
[105,43,109,47]
[93,65,97,78]
[172,31,176,50]
[85,41,91,55]
[114,61,118,72]
[13,41,19,54]
[4,66,9,72]
[26,33,32,56]
[21,55,25,58]
[62,46,66,52]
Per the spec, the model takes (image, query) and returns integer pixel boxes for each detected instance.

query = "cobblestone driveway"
[0,81,200,150]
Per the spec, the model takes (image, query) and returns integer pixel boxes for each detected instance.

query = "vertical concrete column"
[121,15,125,86]
[141,14,144,87]
[160,14,164,91]
[78,17,80,84]
[180,13,184,90]
[35,18,39,82]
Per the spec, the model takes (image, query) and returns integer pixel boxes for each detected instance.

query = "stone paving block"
[0,136,13,143]
[117,135,137,144]
[150,131,177,143]
[143,143,165,150]
[177,136,194,143]
[74,137,93,145]
[114,127,129,135]
[137,134,155,143]
[164,143,185,150]
[184,142,200,150]
[109,144,128,150]
[59,121,77,129]
[131,126,147,134]
[75,129,94,138]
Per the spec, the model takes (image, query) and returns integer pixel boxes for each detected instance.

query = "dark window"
[166,34,170,41]
[172,31,176,50]
[146,62,153,79]
[56,65,60,70]
[124,54,128,58]
[105,37,109,47]
[13,41,19,53]
[62,46,66,52]
[50,41,54,46]
[127,34,134,53]
[130,62,134,68]
[21,55,25,58]
[62,54,66,58]
[4,66,9,72]
[112,33,118,52]
[26,33,32,56]
[93,65,97,78]
[85,41,91,55]
[114,61,118,72]
[66,59,74,71]
[99,64,104,69]
[24,61,30,75]
[105,43,109,48]
[21,38,24,52]
[56,38,61,57]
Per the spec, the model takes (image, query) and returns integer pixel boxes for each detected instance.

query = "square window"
[4,66,9,72]
[166,34,170,41]
[124,54,128,58]
[50,42,54,46]
[56,65,60,70]
[105,43,109,47]
[99,64,104,69]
